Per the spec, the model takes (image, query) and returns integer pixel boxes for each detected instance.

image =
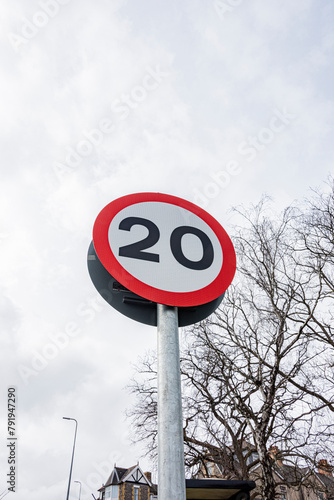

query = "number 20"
[118,216,214,271]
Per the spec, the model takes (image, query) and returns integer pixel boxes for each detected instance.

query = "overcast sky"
[1,1,333,499]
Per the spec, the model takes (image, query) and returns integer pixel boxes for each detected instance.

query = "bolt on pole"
[157,303,186,500]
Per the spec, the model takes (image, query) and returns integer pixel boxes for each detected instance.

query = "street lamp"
[74,480,82,500]
[63,417,78,500]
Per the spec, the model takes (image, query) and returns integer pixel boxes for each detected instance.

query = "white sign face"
[108,202,223,293]
[93,193,236,307]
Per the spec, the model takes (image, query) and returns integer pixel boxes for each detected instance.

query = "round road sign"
[92,192,236,307]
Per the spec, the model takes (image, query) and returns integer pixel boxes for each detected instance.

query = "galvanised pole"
[157,303,186,500]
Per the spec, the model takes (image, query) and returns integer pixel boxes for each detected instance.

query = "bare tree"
[294,177,334,350]
[127,185,334,500]
[298,177,334,294]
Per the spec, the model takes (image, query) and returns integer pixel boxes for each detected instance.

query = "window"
[207,463,213,476]
[246,452,259,465]
[133,486,139,500]
[280,486,287,500]
[111,485,119,498]
[105,487,111,499]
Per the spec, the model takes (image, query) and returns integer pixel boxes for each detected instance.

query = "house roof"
[103,467,128,488]
[314,472,334,495]
[120,465,137,481]
[273,464,305,484]
[99,464,154,492]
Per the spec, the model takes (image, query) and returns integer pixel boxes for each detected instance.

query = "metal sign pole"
[157,303,186,500]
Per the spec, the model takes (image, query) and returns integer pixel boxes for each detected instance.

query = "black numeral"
[170,226,214,270]
[119,217,160,262]
[118,218,214,270]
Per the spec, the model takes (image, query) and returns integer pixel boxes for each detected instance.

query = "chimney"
[318,460,333,477]
[144,472,152,482]
[269,445,283,467]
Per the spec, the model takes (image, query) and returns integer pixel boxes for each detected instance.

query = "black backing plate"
[87,241,224,327]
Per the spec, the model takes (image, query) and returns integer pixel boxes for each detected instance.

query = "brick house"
[97,464,157,500]
[196,445,334,500]
[266,447,334,500]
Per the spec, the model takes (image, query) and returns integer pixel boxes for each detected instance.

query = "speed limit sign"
[92,192,236,307]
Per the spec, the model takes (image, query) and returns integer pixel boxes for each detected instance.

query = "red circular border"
[92,193,236,307]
